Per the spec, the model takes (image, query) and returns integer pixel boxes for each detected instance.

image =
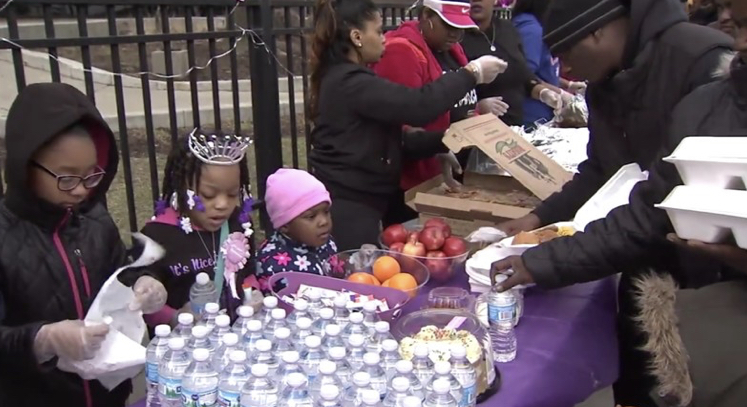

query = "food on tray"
[512,225,576,245]
[399,325,483,364]
[442,186,542,208]
[286,284,390,312]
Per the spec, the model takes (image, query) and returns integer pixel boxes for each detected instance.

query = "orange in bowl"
[373,255,401,283]
[347,272,378,286]
[385,273,419,298]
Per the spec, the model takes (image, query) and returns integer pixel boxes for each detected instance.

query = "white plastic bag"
[57,233,165,390]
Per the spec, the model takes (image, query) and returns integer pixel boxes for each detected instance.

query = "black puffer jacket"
[523,57,747,288]
[0,83,137,407]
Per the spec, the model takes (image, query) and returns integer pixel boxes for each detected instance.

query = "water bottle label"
[182,387,218,407]
[158,376,182,400]
[488,303,515,324]
[217,389,240,407]
[460,382,477,407]
[192,302,206,315]
[145,361,159,384]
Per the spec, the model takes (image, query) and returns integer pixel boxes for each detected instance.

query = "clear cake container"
[664,137,747,188]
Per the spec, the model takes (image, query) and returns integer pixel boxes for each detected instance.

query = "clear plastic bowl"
[329,249,430,299]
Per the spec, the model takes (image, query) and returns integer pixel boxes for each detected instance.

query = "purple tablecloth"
[131,271,618,407]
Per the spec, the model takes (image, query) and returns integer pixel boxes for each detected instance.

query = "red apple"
[382,224,408,247]
[425,251,452,282]
[389,242,405,253]
[424,218,452,238]
[401,235,427,273]
[419,227,446,251]
[408,231,421,243]
[442,236,468,257]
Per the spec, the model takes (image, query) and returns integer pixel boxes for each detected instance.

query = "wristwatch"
[464,62,480,82]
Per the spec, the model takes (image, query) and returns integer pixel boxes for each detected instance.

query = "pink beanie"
[265,168,331,229]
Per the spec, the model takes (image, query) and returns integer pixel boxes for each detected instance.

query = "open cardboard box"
[406,114,573,236]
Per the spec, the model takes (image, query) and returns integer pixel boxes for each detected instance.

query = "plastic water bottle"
[218,350,251,407]
[274,327,297,354]
[321,325,345,356]
[190,272,218,316]
[366,322,394,354]
[360,389,383,407]
[241,364,279,407]
[347,334,367,371]
[250,339,280,376]
[312,308,335,337]
[288,299,312,328]
[172,313,195,340]
[328,346,353,385]
[342,312,367,341]
[276,351,304,393]
[342,372,374,407]
[200,302,220,331]
[187,325,215,359]
[278,372,314,407]
[411,345,434,385]
[379,340,399,380]
[293,318,314,348]
[425,362,462,403]
[332,296,350,329]
[309,360,344,401]
[214,333,242,373]
[233,306,258,337]
[265,308,290,337]
[158,338,191,407]
[361,302,380,334]
[402,396,423,407]
[382,377,411,407]
[305,290,324,321]
[182,348,219,407]
[299,335,324,383]
[146,324,171,407]
[243,320,265,357]
[358,353,388,400]
[315,384,342,407]
[487,283,517,363]
[449,345,476,407]
[260,296,279,324]
[513,287,525,326]
[390,360,424,399]
[211,314,232,348]
[424,379,457,407]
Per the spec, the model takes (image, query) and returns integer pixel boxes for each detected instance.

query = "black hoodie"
[0,83,135,407]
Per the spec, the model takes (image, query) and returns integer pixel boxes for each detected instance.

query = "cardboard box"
[406,115,572,234]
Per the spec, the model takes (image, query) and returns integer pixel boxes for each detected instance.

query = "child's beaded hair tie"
[187,127,252,165]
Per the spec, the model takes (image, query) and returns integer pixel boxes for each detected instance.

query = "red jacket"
[374,21,470,191]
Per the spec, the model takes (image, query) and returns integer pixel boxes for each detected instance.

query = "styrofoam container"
[656,185,747,248]
[663,137,747,188]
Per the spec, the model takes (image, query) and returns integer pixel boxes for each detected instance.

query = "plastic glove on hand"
[538,88,563,111]
[477,97,510,117]
[437,151,463,191]
[34,320,110,362]
[467,56,508,84]
[130,275,167,313]
[567,81,587,94]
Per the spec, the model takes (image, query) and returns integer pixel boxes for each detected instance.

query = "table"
[131,271,618,407]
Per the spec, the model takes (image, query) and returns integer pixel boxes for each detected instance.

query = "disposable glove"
[466,56,508,84]
[477,97,509,117]
[129,275,167,314]
[437,151,463,191]
[34,320,109,362]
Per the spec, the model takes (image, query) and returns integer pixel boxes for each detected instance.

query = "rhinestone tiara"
[187,128,252,165]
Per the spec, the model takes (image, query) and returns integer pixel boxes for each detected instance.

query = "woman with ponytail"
[308,0,507,251]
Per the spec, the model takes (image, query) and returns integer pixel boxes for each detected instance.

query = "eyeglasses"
[32,161,106,191]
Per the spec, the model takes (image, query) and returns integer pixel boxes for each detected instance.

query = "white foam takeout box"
[656,186,747,249]
[663,137,747,188]
[466,163,649,286]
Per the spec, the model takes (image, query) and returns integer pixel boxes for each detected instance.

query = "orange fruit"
[386,273,419,298]
[382,279,392,288]
[347,272,376,285]
[373,256,401,283]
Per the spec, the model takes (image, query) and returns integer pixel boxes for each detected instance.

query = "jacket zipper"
[73,249,92,298]
[52,210,94,407]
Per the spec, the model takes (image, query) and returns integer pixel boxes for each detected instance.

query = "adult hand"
[490,255,535,292]
[667,234,747,274]
[477,97,510,117]
[130,275,167,314]
[467,56,508,84]
[539,88,575,112]
[34,320,110,362]
[496,214,541,237]
[437,151,463,191]
[567,81,587,94]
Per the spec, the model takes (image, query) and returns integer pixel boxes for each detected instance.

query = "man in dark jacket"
[0,83,166,407]
[493,21,747,407]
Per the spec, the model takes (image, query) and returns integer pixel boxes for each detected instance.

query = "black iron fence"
[0,0,414,234]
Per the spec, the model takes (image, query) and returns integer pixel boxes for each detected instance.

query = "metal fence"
[0,0,414,233]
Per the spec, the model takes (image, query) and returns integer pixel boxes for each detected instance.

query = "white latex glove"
[130,275,167,314]
[538,88,574,112]
[437,151,463,191]
[34,320,110,362]
[477,97,509,117]
[466,56,508,84]
[567,81,587,94]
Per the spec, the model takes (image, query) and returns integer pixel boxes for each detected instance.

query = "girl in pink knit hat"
[253,168,338,294]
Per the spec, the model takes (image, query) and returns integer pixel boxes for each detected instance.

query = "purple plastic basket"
[267,272,410,322]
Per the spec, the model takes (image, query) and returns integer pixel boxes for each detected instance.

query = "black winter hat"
[542,0,629,53]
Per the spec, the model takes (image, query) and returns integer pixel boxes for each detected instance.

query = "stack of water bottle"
[145,274,482,407]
